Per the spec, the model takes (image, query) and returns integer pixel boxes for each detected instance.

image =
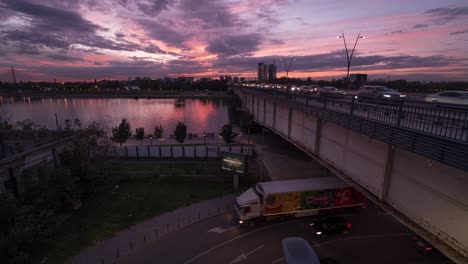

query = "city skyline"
[0,0,467,82]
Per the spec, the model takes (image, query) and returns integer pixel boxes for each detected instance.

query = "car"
[282,237,320,264]
[307,216,351,237]
[356,85,406,103]
[317,87,345,98]
[412,236,437,255]
[424,91,468,105]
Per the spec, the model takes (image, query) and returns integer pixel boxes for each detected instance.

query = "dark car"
[356,85,406,103]
[308,216,351,237]
[412,236,437,255]
[317,87,345,99]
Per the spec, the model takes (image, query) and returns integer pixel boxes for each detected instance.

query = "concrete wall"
[388,148,468,256]
[320,122,388,196]
[290,110,317,153]
[239,90,468,259]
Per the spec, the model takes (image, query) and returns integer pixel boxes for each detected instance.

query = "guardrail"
[243,87,468,143]
[234,86,468,172]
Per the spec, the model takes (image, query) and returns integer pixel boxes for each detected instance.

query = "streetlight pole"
[281,57,296,93]
[337,32,365,90]
[280,57,296,78]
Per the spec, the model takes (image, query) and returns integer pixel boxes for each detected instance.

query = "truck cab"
[235,187,261,224]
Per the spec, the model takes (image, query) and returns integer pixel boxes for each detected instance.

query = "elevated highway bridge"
[233,85,468,263]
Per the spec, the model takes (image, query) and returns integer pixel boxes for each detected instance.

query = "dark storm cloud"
[270,39,285,45]
[425,7,468,23]
[1,0,173,56]
[137,0,172,16]
[2,0,104,33]
[211,51,462,73]
[2,30,71,49]
[206,34,264,56]
[413,24,428,29]
[450,29,468,35]
[47,54,84,62]
[178,0,244,28]
[17,44,41,55]
[390,30,406,35]
[138,19,190,48]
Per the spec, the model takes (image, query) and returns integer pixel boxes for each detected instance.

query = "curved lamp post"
[280,57,296,78]
[337,32,365,89]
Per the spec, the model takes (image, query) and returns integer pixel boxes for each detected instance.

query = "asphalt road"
[115,201,453,264]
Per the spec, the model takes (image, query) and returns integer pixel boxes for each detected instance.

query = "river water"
[0,96,230,134]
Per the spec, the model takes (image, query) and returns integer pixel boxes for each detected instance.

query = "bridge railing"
[244,87,468,143]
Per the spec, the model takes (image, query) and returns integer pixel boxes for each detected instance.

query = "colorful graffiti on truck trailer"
[263,187,366,215]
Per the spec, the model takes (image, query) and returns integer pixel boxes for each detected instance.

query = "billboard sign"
[221,152,247,174]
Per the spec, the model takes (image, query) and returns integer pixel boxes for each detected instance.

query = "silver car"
[425,91,468,105]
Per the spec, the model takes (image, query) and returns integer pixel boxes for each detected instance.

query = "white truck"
[235,177,366,225]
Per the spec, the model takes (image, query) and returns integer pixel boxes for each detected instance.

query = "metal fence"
[112,144,254,159]
[236,87,468,172]
[245,87,468,142]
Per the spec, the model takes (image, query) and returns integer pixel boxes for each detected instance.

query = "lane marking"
[230,245,264,264]
[183,220,302,264]
[209,225,238,234]
[271,257,284,264]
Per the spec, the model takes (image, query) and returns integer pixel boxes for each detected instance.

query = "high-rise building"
[268,63,277,82]
[258,63,268,82]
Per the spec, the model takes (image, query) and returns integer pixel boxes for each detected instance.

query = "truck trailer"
[235,177,366,225]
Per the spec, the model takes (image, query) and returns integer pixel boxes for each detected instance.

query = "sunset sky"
[0,0,467,82]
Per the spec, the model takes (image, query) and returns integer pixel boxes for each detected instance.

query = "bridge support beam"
[380,144,395,201]
[315,118,322,155]
[263,98,266,123]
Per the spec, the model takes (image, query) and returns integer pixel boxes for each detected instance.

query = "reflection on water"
[0,97,229,134]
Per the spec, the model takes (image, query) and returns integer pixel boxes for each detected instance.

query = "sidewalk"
[67,194,235,264]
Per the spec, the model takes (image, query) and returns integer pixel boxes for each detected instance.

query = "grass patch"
[36,161,233,264]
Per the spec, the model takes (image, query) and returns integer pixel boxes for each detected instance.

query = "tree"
[135,127,145,145]
[154,125,164,144]
[219,124,238,144]
[64,119,72,131]
[111,119,132,146]
[174,122,187,143]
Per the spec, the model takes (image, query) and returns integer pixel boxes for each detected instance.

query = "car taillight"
[425,247,432,251]
[346,222,352,228]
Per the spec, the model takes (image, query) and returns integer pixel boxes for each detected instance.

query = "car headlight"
[354,96,358,99]
[316,231,322,235]
[400,94,406,97]
[383,94,391,98]
[239,220,244,224]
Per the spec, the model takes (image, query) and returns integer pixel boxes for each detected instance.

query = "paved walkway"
[68,194,235,264]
